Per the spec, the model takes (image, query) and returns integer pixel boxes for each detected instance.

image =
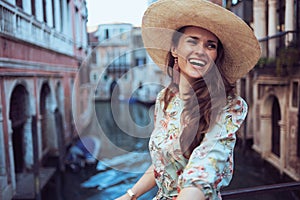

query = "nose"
[194,43,206,55]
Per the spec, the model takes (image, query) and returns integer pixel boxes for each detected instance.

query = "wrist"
[126,188,136,200]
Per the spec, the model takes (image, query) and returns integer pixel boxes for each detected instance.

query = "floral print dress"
[149,89,248,200]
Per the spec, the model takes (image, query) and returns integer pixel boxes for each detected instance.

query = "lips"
[188,58,207,67]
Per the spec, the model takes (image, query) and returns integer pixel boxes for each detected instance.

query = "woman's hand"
[115,165,155,200]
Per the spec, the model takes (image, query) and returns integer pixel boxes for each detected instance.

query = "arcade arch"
[9,84,30,173]
[260,94,282,159]
[40,82,57,155]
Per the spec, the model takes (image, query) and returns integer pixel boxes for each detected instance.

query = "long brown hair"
[163,26,236,158]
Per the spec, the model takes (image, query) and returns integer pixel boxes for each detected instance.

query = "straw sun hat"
[141,0,261,83]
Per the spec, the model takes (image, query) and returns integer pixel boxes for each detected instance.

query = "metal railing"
[222,181,300,199]
[258,30,300,59]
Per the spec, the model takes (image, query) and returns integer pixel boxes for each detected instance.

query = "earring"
[173,57,180,85]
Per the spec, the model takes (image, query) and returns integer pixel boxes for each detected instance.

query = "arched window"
[9,85,29,173]
[271,97,281,157]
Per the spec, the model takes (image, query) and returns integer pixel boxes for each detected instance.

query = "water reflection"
[95,100,154,152]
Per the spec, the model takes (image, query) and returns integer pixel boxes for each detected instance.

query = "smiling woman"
[171,26,219,81]
[85,0,148,27]
[114,0,261,199]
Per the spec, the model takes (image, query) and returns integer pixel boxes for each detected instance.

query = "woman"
[116,0,261,199]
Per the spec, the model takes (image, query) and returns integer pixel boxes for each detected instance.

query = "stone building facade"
[0,0,89,199]
[241,0,300,181]
[88,23,167,103]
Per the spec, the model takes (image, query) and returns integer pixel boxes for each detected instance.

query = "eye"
[187,39,197,45]
[207,43,217,50]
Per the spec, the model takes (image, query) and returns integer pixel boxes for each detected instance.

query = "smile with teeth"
[189,59,207,67]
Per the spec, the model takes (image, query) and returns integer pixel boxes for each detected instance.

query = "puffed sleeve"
[178,96,248,199]
[153,88,166,125]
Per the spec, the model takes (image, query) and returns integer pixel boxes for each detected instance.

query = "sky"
[86,0,149,31]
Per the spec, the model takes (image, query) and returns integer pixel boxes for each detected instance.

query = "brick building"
[0,0,89,199]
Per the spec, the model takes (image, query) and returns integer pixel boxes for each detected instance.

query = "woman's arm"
[177,96,248,199]
[115,165,156,200]
[176,187,205,200]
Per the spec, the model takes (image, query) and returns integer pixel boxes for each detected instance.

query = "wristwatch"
[127,189,136,199]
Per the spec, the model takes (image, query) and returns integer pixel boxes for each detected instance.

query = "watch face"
[127,189,135,197]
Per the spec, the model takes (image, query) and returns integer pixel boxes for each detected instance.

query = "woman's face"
[172,26,218,81]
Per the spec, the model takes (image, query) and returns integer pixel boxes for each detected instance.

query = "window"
[52,0,55,28]
[271,98,281,157]
[91,51,97,64]
[43,0,47,23]
[16,0,23,9]
[276,0,285,32]
[292,81,298,107]
[120,54,126,66]
[135,58,146,67]
[60,0,64,32]
[31,0,35,16]
[105,29,109,39]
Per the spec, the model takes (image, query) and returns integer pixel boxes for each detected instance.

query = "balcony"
[255,31,300,77]
[0,1,74,56]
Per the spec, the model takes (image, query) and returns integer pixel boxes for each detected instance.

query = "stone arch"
[39,82,56,154]
[55,81,65,120]
[9,84,30,173]
[260,94,282,158]
[110,79,120,101]
[271,97,281,157]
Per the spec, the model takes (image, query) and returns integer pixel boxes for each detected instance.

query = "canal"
[43,101,300,200]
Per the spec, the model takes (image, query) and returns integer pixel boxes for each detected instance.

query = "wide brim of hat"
[141,0,261,83]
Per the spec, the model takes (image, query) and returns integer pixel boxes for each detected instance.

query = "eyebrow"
[188,36,218,44]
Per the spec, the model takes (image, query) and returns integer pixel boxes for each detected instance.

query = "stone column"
[268,0,277,58]
[252,86,258,147]
[35,0,43,22]
[253,0,267,57]
[46,0,54,27]
[54,0,62,32]
[37,115,43,160]
[279,120,286,174]
[260,114,272,158]
[61,0,69,35]
[0,111,7,200]
[24,117,34,170]
[22,0,32,15]
[0,106,5,175]
[7,120,16,190]
[285,0,295,45]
